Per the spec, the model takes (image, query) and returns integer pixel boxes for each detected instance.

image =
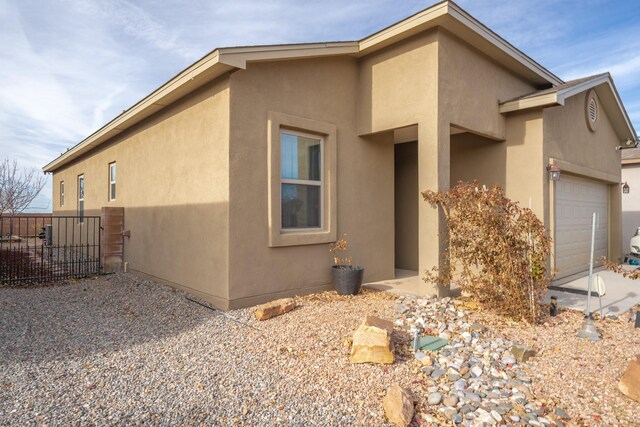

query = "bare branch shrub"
[329,234,353,267]
[0,159,46,215]
[422,181,553,323]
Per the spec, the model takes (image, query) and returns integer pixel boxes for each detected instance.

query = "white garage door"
[555,174,608,279]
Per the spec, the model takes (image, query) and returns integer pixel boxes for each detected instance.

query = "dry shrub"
[422,181,553,323]
[602,257,640,280]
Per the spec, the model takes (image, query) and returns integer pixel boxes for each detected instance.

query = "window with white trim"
[109,162,116,201]
[60,181,64,207]
[78,174,84,224]
[280,130,323,230]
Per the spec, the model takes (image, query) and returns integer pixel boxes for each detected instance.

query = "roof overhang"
[622,158,640,165]
[499,73,637,141]
[43,42,358,173]
[44,0,565,172]
[358,1,562,86]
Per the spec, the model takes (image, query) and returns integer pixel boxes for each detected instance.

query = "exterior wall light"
[546,164,561,181]
[622,182,630,194]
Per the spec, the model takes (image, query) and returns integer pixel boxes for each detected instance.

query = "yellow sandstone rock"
[253,298,296,320]
[382,384,414,427]
[619,354,640,403]
[350,315,395,364]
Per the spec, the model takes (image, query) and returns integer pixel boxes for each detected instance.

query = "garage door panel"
[555,174,608,279]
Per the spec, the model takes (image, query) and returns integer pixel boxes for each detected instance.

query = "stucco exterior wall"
[450,111,545,220]
[358,31,447,295]
[622,163,640,253]
[227,56,394,308]
[544,91,623,263]
[438,30,537,141]
[52,77,231,305]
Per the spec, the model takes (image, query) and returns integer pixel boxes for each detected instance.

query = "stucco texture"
[47,25,626,309]
[52,77,231,305]
[227,57,394,308]
[544,91,623,265]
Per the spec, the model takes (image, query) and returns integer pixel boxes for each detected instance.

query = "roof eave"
[499,93,562,113]
[43,0,568,172]
[357,1,562,87]
[498,74,637,141]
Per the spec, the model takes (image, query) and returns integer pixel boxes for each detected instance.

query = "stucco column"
[418,121,450,297]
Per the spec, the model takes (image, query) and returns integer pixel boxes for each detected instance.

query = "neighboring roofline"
[44,0,567,172]
[498,73,637,141]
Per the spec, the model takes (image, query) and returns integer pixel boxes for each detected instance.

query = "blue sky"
[1,0,639,211]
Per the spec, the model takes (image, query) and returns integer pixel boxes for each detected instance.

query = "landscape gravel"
[2,273,639,426]
[0,273,413,426]
[472,305,640,426]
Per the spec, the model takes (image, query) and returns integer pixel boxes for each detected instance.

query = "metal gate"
[0,215,102,285]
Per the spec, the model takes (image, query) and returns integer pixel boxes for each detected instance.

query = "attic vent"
[588,98,597,122]
[585,90,598,132]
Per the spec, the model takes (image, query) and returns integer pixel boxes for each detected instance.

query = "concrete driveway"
[548,266,640,317]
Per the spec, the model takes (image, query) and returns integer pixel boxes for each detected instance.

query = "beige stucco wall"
[544,90,623,264]
[227,56,394,308]
[437,30,538,141]
[358,31,446,295]
[450,111,545,217]
[52,77,231,305]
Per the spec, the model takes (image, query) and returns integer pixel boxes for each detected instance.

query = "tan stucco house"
[44,1,637,309]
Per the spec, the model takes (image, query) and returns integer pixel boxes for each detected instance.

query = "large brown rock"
[619,354,640,403]
[253,298,296,320]
[382,384,414,427]
[350,315,395,364]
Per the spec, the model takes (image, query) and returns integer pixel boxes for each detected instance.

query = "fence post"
[101,207,124,273]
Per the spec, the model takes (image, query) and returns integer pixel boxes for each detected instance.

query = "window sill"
[269,228,336,247]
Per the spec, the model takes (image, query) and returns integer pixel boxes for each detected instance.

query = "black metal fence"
[0,215,101,285]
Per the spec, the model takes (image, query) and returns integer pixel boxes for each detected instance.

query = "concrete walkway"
[364,267,640,317]
[364,269,462,297]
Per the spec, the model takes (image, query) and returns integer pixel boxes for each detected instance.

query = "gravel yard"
[472,308,640,426]
[1,273,639,426]
[0,273,412,426]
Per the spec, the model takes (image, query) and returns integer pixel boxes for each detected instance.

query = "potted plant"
[329,234,364,295]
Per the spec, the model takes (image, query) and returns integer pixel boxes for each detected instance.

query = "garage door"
[555,174,608,280]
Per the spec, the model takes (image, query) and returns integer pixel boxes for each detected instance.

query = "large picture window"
[78,174,84,224]
[280,131,323,230]
[267,111,337,247]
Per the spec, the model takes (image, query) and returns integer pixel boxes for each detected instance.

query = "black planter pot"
[332,265,365,295]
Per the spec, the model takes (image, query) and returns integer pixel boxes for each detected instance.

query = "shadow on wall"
[450,132,506,190]
[55,201,229,303]
[0,276,219,364]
